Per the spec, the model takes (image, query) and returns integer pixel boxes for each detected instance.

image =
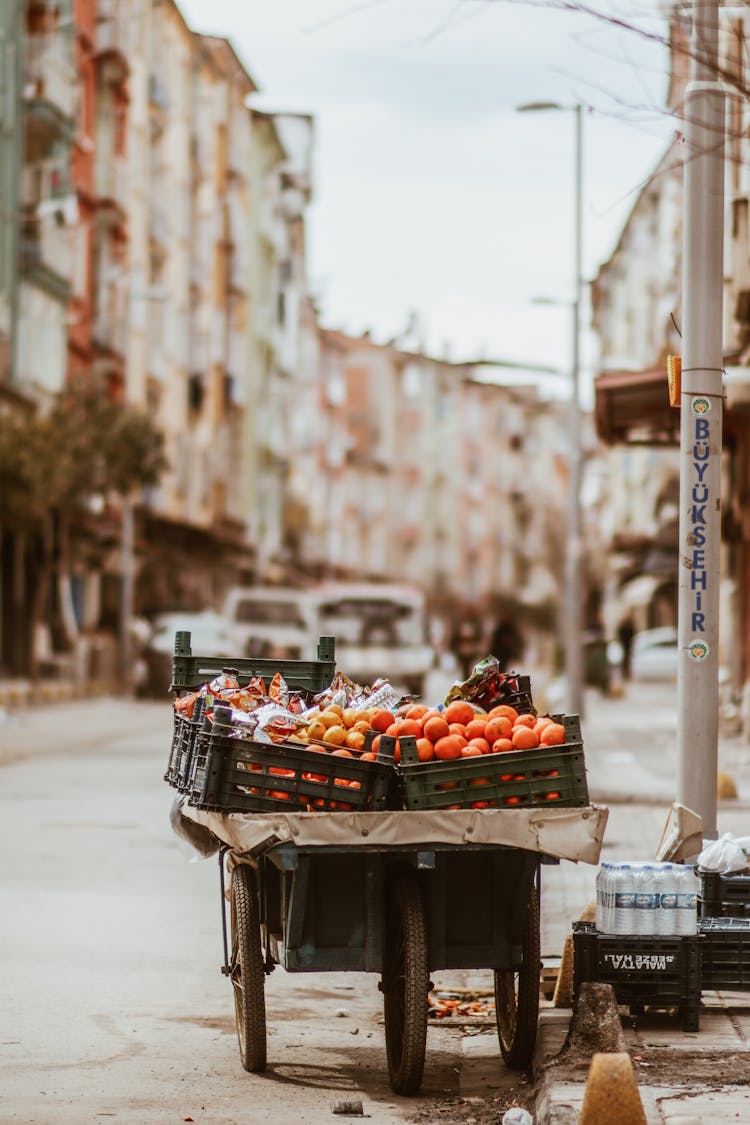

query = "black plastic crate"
[699,917,750,990]
[573,921,703,1031]
[700,870,750,919]
[189,707,397,814]
[170,631,336,694]
[164,697,209,790]
[396,715,588,812]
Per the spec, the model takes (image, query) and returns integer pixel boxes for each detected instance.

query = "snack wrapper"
[444,656,533,712]
[251,702,308,743]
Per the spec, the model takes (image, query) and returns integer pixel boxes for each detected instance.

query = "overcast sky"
[178,0,674,384]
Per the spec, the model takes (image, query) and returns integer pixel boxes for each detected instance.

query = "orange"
[540,722,566,746]
[396,718,423,738]
[445,700,475,726]
[342,708,359,728]
[423,716,450,743]
[416,737,435,762]
[471,800,493,810]
[511,726,540,750]
[345,730,366,751]
[461,745,483,757]
[545,790,561,801]
[319,710,343,729]
[467,737,491,756]
[306,721,326,742]
[406,704,429,721]
[433,734,464,760]
[331,747,354,758]
[492,737,514,754]
[370,709,395,733]
[488,704,518,723]
[513,713,536,729]
[359,751,376,762]
[465,718,488,742]
[449,722,467,738]
[323,725,348,746]
[485,716,512,743]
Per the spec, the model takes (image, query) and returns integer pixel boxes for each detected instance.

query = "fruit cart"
[167,632,607,1096]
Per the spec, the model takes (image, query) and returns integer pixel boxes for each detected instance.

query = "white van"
[222,586,319,661]
[315,582,434,697]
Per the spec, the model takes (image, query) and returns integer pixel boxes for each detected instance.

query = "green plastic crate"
[169,631,336,694]
[189,705,397,814]
[396,714,588,811]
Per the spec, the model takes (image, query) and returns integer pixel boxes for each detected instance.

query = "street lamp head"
[515,100,565,113]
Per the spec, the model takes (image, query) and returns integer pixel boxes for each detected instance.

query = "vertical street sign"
[676,0,726,839]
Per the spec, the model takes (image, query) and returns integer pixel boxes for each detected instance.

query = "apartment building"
[591,3,750,718]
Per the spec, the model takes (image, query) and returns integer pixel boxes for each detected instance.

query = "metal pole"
[121,494,134,693]
[676,0,725,838]
[565,104,585,719]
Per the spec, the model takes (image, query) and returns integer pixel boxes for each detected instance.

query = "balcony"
[94,154,128,225]
[24,34,76,148]
[20,217,71,304]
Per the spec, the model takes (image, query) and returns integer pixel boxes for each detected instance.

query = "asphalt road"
[0,699,530,1125]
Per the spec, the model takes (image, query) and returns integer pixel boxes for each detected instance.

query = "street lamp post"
[516,101,585,718]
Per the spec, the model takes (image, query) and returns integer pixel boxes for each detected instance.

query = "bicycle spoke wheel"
[230,864,267,1073]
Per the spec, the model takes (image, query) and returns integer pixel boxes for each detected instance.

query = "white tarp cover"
[182,803,608,865]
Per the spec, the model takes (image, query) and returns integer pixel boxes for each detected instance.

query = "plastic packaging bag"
[169,796,220,859]
[697,832,750,874]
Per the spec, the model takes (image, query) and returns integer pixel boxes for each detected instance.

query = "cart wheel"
[383,874,429,1096]
[230,864,267,1073]
[494,884,540,1069]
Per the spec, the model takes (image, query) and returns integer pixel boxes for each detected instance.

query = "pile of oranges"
[236,698,569,812]
[365,699,566,764]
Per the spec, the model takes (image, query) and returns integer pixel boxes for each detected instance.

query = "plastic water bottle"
[634,864,658,934]
[653,863,676,936]
[612,863,636,934]
[674,865,699,935]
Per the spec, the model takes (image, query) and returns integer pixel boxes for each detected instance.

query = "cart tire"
[230,864,267,1073]
[383,874,429,1096]
[494,883,540,1070]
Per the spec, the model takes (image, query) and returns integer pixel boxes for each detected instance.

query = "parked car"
[222,586,320,661]
[315,582,435,697]
[630,626,679,682]
[139,609,235,697]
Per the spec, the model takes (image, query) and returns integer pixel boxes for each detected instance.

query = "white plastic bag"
[697,832,749,874]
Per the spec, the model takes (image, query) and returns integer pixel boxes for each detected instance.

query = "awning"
[594,367,679,445]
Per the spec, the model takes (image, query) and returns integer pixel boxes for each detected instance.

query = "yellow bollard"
[717,771,738,800]
[579,1051,647,1125]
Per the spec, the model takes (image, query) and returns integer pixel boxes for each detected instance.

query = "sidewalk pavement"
[3,678,750,1122]
[535,680,750,1125]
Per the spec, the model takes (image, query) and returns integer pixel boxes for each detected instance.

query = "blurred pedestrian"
[618,618,635,680]
[451,614,483,680]
[490,613,523,672]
